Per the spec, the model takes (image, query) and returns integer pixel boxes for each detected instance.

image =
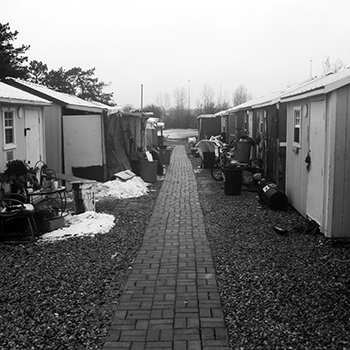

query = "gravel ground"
[188,146,350,350]
[0,184,162,350]
[1,139,350,350]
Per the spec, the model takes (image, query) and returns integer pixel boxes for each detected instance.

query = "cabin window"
[258,110,264,133]
[2,109,16,150]
[293,106,301,146]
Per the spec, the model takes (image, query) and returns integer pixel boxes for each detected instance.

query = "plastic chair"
[0,193,38,242]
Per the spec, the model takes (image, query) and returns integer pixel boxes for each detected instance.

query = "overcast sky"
[2,0,350,109]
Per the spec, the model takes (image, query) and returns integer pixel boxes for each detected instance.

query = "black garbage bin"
[259,179,288,210]
[222,167,243,195]
[202,152,215,168]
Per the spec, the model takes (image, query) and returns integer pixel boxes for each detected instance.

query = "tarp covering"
[103,112,131,179]
[196,140,217,160]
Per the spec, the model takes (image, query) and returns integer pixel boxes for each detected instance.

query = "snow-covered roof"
[6,78,105,113]
[197,114,217,119]
[214,74,331,116]
[0,82,51,105]
[281,68,350,101]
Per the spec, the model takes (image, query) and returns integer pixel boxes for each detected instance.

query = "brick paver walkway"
[102,145,231,350]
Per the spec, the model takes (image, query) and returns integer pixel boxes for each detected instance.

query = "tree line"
[0,22,114,105]
[138,84,252,129]
[1,22,347,129]
[0,21,253,126]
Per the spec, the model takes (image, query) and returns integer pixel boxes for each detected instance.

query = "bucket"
[71,180,96,214]
[234,140,251,163]
[203,152,215,168]
[222,167,243,195]
[259,179,288,210]
[139,160,158,183]
[159,149,172,165]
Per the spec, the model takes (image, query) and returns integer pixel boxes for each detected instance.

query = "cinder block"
[42,217,65,232]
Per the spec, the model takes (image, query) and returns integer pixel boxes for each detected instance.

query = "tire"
[211,166,224,181]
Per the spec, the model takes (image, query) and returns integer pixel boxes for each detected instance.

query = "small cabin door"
[63,115,103,179]
[25,108,44,166]
[306,100,326,225]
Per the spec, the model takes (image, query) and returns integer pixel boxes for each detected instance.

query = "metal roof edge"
[281,88,325,103]
[197,114,216,119]
[0,97,51,106]
[324,74,350,94]
[214,110,230,117]
[250,96,281,109]
[5,78,66,106]
[65,104,103,113]
[7,78,105,111]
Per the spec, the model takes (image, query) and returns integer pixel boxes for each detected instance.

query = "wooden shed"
[0,82,51,173]
[219,93,284,186]
[281,68,350,238]
[6,78,110,182]
[197,114,221,141]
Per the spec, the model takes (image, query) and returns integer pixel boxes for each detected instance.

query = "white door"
[25,108,43,166]
[63,115,103,176]
[306,100,326,224]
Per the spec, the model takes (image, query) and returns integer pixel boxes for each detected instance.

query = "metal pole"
[188,80,191,111]
[141,84,143,111]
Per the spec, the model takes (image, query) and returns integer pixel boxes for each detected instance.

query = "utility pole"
[188,80,191,111]
[140,84,144,111]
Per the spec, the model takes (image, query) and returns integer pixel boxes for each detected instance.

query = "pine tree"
[0,22,30,79]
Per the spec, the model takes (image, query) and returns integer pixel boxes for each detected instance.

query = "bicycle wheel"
[211,166,224,181]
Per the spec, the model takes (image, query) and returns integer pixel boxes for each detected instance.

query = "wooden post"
[71,181,96,214]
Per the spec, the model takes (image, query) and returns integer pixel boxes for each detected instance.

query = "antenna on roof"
[310,59,313,78]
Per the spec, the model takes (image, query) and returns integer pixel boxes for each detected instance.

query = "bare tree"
[322,56,347,73]
[173,87,187,110]
[156,92,171,113]
[197,84,216,113]
[233,85,251,106]
[123,104,134,112]
[217,88,231,111]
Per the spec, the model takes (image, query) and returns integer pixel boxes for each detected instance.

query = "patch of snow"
[39,175,153,242]
[40,211,115,242]
[95,176,150,201]
[163,128,197,139]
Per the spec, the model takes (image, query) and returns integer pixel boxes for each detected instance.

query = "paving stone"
[102,146,230,349]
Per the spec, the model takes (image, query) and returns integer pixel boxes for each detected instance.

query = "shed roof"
[281,68,350,101]
[214,76,319,116]
[0,82,51,105]
[197,114,217,119]
[6,78,105,113]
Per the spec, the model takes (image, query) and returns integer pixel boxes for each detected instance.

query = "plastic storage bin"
[139,160,158,183]
[159,149,172,165]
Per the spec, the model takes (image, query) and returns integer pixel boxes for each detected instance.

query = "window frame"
[293,106,302,147]
[2,108,16,150]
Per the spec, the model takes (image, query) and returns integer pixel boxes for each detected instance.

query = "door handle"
[24,127,31,136]
[305,150,311,171]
